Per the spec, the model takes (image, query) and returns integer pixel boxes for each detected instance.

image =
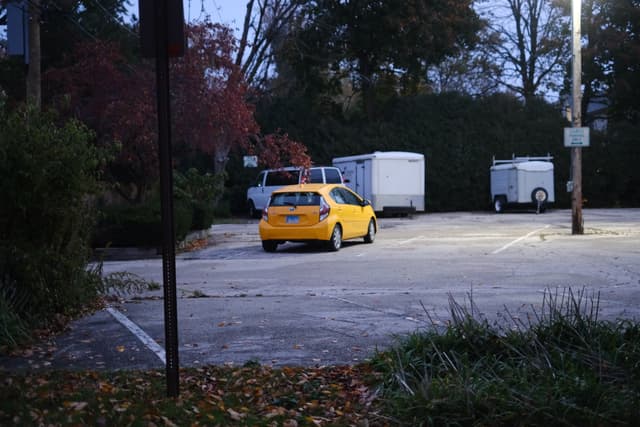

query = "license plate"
[286,215,299,224]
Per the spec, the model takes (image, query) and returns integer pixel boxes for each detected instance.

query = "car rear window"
[265,170,300,186]
[270,192,321,207]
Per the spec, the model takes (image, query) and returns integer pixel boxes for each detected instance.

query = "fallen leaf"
[227,408,245,421]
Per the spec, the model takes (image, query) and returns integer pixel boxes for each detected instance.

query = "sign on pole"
[564,127,590,147]
[243,155,258,167]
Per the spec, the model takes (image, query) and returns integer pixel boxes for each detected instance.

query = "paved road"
[2,208,639,371]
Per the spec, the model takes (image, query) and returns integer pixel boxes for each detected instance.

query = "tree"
[46,22,310,202]
[46,41,157,203]
[285,0,482,119]
[171,22,259,175]
[581,0,640,124]
[478,0,570,104]
[234,0,304,91]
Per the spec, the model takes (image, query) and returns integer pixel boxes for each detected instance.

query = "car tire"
[364,219,375,243]
[327,225,342,252]
[494,196,506,213]
[262,240,278,252]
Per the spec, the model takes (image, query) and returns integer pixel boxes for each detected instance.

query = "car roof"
[271,183,344,194]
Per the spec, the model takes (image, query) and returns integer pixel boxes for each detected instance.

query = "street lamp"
[571,0,584,234]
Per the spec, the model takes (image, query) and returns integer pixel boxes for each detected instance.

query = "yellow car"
[259,183,377,252]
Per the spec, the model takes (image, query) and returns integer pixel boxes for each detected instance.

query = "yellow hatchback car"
[259,183,377,252]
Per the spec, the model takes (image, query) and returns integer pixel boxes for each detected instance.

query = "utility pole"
[26,0,41,108]
[571,0,583,234]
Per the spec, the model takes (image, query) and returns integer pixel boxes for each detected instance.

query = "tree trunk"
[26,0,41,108]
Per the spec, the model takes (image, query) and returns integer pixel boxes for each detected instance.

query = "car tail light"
[262,207,269,222]
[319,197,330,221]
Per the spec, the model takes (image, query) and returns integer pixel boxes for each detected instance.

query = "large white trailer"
[332,151,425,215]
[490,155,555,213]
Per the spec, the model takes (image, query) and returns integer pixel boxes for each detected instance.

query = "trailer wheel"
[494,196,506,213]
[531,188,548,203]
[532,188,548,214]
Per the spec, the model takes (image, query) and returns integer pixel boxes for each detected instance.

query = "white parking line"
[106,306,166,364]
[395,236,425,246]
[491,225,550,255]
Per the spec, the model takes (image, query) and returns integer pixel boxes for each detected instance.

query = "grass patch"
[371,288,640,426]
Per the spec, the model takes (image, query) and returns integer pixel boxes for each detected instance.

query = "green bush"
[0,106,102,349]
[93,194,193,247]
[92,167,224,248]
[174,168,225,230]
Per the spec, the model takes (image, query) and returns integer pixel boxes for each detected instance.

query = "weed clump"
[372,288,640,426]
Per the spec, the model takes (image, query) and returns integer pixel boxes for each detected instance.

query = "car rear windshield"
[270,192,321,207]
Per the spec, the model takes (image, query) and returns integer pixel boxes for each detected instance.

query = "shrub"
[93,193,193,247]
[0,106,102,349]
[174,168,225,230]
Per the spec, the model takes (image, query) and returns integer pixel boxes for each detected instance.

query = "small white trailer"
[490,155,555,213]
[332,151,425,215]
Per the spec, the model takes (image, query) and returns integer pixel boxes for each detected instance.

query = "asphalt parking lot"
[2,208,639,371]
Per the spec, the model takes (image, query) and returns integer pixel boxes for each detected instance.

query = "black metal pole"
[154,0,180,397]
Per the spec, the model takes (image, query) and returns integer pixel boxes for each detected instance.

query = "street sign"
[243,155,258,167]
[564,127,590,147]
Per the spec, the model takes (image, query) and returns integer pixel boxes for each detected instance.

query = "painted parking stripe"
[106,306,166,364]
[491,225,550,255]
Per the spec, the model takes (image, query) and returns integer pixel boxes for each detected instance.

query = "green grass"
[2,288,639,426]
[371,288,640,426]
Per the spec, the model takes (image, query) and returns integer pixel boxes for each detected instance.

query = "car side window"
[325,168,342,183]
[308,168,324,183]
[254,172,266,187]
[338,188,360,205]
[330,188,347,204]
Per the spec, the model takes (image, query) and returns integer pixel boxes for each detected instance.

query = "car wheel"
[364,219,375,243]
[494,196,506,213]
[262,240,278,252]
[327,225,342,251]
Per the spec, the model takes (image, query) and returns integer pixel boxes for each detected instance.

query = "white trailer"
[332,151,425,215]
[490,155,555,213]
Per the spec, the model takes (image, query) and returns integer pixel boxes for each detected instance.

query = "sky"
[128,0,247,32]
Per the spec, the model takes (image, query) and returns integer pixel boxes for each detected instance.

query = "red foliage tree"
[171,22,259,175]
[46,22,311,203]
[46,41,157,203]
[246,131,311,171]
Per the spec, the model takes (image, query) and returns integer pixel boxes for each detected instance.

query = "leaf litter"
[0,364,388,426]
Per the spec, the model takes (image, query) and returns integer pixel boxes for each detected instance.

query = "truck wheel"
[494,196,506,213]
[364,219,376,243]
[262,240,278,252]
[327,225,342,251]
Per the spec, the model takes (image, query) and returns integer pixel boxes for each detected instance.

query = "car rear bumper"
[259,220,332,242]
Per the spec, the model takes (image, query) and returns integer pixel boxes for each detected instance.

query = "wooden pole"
[571,0,584,234]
